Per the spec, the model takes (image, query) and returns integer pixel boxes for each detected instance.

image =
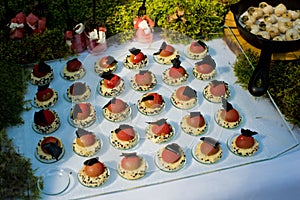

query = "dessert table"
[6,28,300,199]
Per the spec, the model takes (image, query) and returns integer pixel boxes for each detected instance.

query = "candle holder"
[84,19,107,55]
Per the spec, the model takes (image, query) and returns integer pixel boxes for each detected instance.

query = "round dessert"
[123,48,148,69]
[33,109,60,134]
[94,55,118,75]
[180,111,207,136]
[137,92,165,115]
[30,61,54,86]
[193,55,217,80]
[171,86,197,109]
[110,124,138,150]
[70,102,96,128]
[230,128,259,157]
[130,70,157,91]
[193,137,222,164]
[153,41,179,65]
[35,136,64,163]
[102,97,131,122]
[99,72,125,97]
[156,143,186,172]
[66,82,91,102]
[186,40,208,60]
[78,157,110,187]
[118,152,147,180]
[62,58,85,81]
[203,80,230,103]
[162,55,189,86]
[145,118,174,143]
[34,84,58,108]
[73,128,101,157]
[215,98,242,129]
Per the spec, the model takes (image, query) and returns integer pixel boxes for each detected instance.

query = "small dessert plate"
[227,133,260,157]
[102,105,132,123]
[154,149,186,173]
[35,144,65,164]
[109,131,140,150]
[191,142,222,164]
[214,111,242,129]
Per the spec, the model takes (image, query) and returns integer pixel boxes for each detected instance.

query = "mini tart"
[137,93,165,116]
[186,40,208,60]
[162,65,189,86]
[156,143,186,172]
[66,82,91,102]
[94,56,118,75]
[34,87,58,108]
[192,55,217,80]
[231,136,259,157]
[171,86,197,110]
[70,103,96,128]
[62,59,85,81]
[98,77,125,97]
[193,137,222,164]
[30,62,54,86]
[145,120,174,143]
[123,54,148,70]
[110,125,138,150]
[102,99,131,122]
[215,109,242,129]
[180,112,207,136]
[33,109,60,134]
[35,136,64,163]
[153,42,179,65]
[203,80,230,103]
[215,99,241,129]
[118,153,147,180]
[130,70,157,91]
[72,129,101,157]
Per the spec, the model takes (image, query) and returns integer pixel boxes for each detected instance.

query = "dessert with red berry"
[162,55,189,85]
[171,86,197,109]
[137,92,165,115]
[33,109,60,134]
[187,40,208,60]
[34,84,58,108]
[118,152,147,180]
[153,41,179,65]
[230,129,259,156]
[215,98,241,129]
[156,143,186,172]
[78,157,110,187]
[70,102,96,128]
[102,97,131,122]
[99,72,125,97]
[94,55,118,75]
[145,118,174,143]
[35,136,64,163]
[203,80,230,103]
[181,111,207,136]
[193,55,217,80]
[131,70,157,91]
[123,48,148,69]
[193,137,222,164]
[66,82,91,102]
[62,58,85,80]
[73,128,101,157]
[110,124,138,150]
[30,61,54,86]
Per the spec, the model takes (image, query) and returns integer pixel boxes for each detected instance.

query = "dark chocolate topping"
[183,86,196,98]
[200,137,219,147]
[141,94,155,102]
[211,80,224,87]
[221,97,233,111]
[121,152,137,158]
[147,118,167,125]
[139,70,149,75]
[34,110,49,125]
[76,128,92,138]
[101,72,115,80]
[116,124,133,133]
[106,56,117,65]
[42,141,62,160]
[195,55,216,69]
[37,83,50,92]
[241,128,258,137]
[171,55,181,68]
[37,61,51,73]
[190,112,201,118]
[165,143,180,155]
[129,48,141,55]
[195,40,207,48]
[84,157,99,166]
[70,82,86,95]
[153,41,167,55]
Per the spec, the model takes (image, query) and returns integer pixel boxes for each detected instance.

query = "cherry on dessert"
[105,98,126,113]
[200,137,219,156]
[186,112,205,128]
[176,86,196,101]
[209,80,226,97]
[161,143,181,163]
[84,157,105,177]
[189,40,206,54]
[67,58,82,72]
[34,109,55,126]
[116,124,135,141]
[72,103,91,120]
[120,153,141,170]
[129,48,145,64]
[36,85,54,101]
[99,56,117,68]
[101,72,121,89]
[142,93,163,108]
[33,61,51,77]
[135,70,152,85]
[235,129,257,149]
[220,98,239,122]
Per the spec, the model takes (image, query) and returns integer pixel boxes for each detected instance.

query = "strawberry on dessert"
[99,72,125,97]
[193,137,222,164]
[231,129,259,156]
[123,48,148,69]
[30,61,54,86]
[203,80,230,103]
[33,109,60,134]
[70,102,96,128]
[62,58,85,80]
[156,143,186,172]
[153,41,179,65]
[78,157,110,187]
[146,118,174,143]
[137,92,165,115]
[193,55,217,80]
[215,98,241,129]
[67,82,91,102]
[131,70,157,91]
[102,97,131,122]
[110,124,138,150]
[35,136,64,163]
[162,55,189,85]
[118,152,147,180]
[181,111,207,136]
[171,85,197,109]
[187,40,208,60]
[73,128,101,157]
[34,84,58,108]
[94,55,118,75]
